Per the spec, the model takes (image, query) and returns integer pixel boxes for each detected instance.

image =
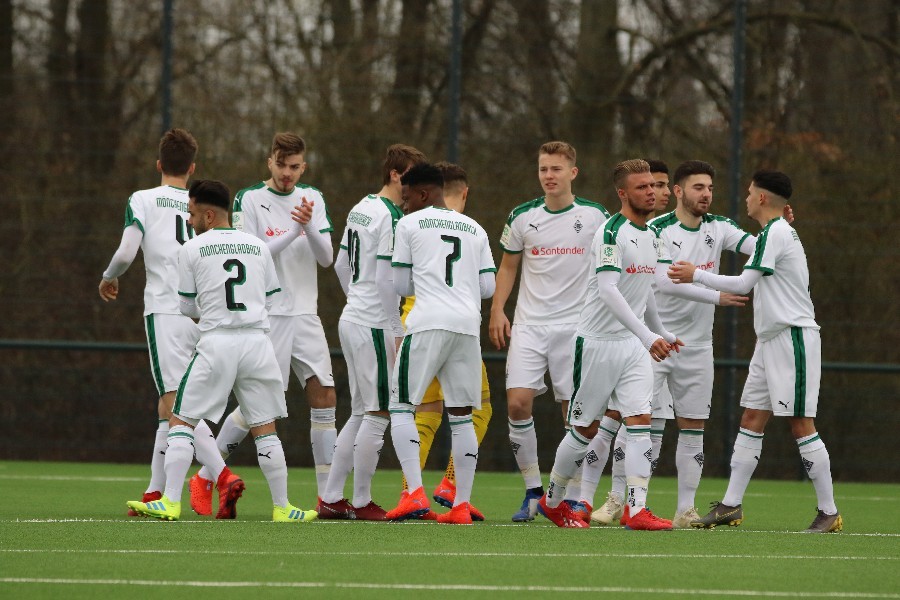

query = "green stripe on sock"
[797,434,821,447]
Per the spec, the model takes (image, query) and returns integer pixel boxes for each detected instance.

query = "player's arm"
[176,247,200,319]
[643,290,684,360]
[668,261,763,294]
[99,224,143,301]
[392,266,413,297]
[488,251,520,349]
[480,270,496,299]
[376,259,404,337]
[595,269,674,351]
[334,246,351,296]
[654,265,748,307]
[296,199,334,268]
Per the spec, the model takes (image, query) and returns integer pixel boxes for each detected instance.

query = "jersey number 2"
[223,259,247,311]
[440,235,461,287]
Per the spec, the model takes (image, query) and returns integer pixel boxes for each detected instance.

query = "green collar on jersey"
[265,185,294,196]
[212,227,236,230]
[166,184,188,191]
[542,202,575,215]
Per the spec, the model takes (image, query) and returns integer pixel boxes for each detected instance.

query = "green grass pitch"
[1,460,897,599]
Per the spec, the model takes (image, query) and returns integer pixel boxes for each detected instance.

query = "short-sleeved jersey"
[743,217,818,340]
[177,228,281,333]
[232,182,334,316]
[338,195,404,329]
[392,206,496,337]
[123,185,195,316]
[649,212,752,344]
[500,197,610,325]
[577,213,670,339]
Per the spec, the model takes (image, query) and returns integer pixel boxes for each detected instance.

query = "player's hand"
[670,338,685,354]
[667,261,697,284]
[488,311,511,350]
[291,197,314,227]
[99,278,119,302]
[783,204,794,224]
[649,338,674,362]
[719,292,749,307]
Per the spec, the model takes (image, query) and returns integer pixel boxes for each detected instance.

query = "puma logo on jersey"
[258,451,272,459]
[465,452,478,460]
[672,240,683,249]
[529,223,539,231]
[630,238,639,247]
[261,204,272,212]
[410,439,421,446]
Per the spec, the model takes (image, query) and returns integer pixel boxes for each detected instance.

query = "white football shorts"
[391,329,482,410]
[339,319,395,415]
[174,330,288,427]
[144,313,199,396]
[652,344,714,420]
[268,314,335,391]
[741,327,821,417]
[505,323,577,401]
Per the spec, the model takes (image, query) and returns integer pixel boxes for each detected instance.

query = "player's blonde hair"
[613,158,650,189]
[539,141,576,165]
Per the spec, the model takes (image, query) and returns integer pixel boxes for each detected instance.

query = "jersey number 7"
[441,235,461,287]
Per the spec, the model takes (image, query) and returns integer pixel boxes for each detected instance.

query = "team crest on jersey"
[598,244,618,268]
[232,212,243,230]
[705,234,714,247]
[500,223,511,247]
[573,218,583,233]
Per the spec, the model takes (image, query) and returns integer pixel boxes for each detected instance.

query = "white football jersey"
[500,197,610,325]
[650,212,752,344]
[578,213,670,338]
[743,217,818,340]
[177,228,280,333]
[338,195,405,329]
[123,185,195,315]
[392,206,496,337]
[232,182,333,316]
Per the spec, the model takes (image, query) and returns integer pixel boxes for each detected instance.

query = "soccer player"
[582,158,673,521]
[668,170,842,533]
[489,141,610,522]
[400,162,493,513]
[538,159,681,530]
[99,129,231,517]
[590,160,756,527]
[386,163,496,525]
[127,180,316,523]
[190,133,336,513]
[317,144,426,520]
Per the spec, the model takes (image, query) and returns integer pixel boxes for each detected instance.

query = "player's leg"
[290,316,338,498]
[670,345,712,527]
[619,339,671,530]
[506,324,551,520]
[386,332,443,520]
[780,328,839,531]
[580,412,620,513]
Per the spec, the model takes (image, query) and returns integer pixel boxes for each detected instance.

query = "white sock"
[198,409,249,481]
[192,420,225,482]
[610,428,627,501]
[322,414,363,503]
[509,417,541,489]
[147,420,169,494]
[352,414,388,507]
[649,417,666,476]
[390,410,423,491]
[797,433,837,515]
[255,434,288,507]
[675,429,704,513]
[564,462,583,502]
[310,407,337,497]
[722,428,763,507]
[163,425,195,503]
[624,425,652,514]
[546,429,589,508]
[579,416,619,506]
[449,414,478,506]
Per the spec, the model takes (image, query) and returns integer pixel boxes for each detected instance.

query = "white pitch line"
[4,518,899,537]
[1,548,896,561]
[1,578,898,598]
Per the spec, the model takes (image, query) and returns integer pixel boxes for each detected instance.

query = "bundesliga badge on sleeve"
[598,244,618,269]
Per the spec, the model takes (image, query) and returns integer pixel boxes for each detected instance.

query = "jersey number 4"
[223,259,247,311]
[441,235,461,287]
